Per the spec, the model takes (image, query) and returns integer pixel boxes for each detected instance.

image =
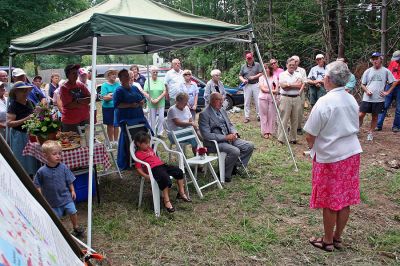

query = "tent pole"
[250,31,298,172]
[6,52,13,145]
[87,35,98,248]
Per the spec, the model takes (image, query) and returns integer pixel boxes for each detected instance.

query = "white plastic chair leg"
[219,152,227,183]
[151,180,161,217]
[138,177,145,208]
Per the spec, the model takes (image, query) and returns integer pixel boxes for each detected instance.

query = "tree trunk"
[33,54,39,76]
[381,0,388,65]
[191,0,194,14]
[319,0,334,61]
[245,0,254,53]
[337,0,345,58]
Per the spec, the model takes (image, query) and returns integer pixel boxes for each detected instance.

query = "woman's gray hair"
[150,66,159,72]
[210,69,221,77]
[175,92,189,102]
[325,61,351,87]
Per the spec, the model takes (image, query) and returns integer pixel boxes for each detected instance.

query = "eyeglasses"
[183,73,191,76]
[151,71,158,74]
[271,62,277,64]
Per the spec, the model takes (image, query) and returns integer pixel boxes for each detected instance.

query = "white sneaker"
[367,132,373,141]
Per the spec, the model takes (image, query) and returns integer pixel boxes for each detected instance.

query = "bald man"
[164,58,184,106]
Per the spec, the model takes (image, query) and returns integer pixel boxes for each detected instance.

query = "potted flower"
[196,146,208,160]
[23,103,61,144]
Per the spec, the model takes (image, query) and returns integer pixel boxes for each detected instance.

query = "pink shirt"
[259,76,278,100]
[135,147,164,172]
[273,68,284,80]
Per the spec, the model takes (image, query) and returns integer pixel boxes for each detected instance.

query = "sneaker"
[257,116,260,122]
[71,227,85,238]
[367,132,373,141]
[244,118,250,123]
[374,127,382,131]
[392,128,400,133]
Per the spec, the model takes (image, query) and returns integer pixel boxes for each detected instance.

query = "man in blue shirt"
[12,68,46,105]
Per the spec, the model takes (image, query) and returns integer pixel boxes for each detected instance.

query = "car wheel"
[224,95,234,110]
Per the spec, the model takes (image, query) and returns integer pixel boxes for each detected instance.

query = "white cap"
[12,68,26,77]
[315,54,324,59]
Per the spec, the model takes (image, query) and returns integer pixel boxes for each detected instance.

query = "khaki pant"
[297,90,305,129]
[277,95,301,142]
[244,83,260,118]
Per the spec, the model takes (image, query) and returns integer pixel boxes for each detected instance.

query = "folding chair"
[163,119,190,161]
[129,137,185,217]
[171,127,222,199]
[78,124,122,179]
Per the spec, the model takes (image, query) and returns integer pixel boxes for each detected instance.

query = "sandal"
[177,193,192,202]
[309,237,334,252]
[163,201,175,213]
[333,238,343,250]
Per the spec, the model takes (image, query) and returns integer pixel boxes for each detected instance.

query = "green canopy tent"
[9,0,297,250]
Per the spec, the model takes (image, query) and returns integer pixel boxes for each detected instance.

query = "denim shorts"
[52,201,77,218]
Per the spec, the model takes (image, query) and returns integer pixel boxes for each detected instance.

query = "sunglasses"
[271,62,277,64]
[183,73,191,76]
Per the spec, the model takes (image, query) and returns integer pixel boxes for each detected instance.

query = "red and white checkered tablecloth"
[23,142,112,170]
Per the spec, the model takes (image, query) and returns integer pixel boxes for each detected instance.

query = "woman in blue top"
[180,69,199,121]
[100,68,120,145]
[113,69,150,170]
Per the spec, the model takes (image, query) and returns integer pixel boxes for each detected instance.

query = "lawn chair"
[163,119,190,161]
[171,126,222,199]
[78,124,122,179]
[129,137,185,217]
[125,123,150,167]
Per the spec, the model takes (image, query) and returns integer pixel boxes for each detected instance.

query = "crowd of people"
[1,48,398,245]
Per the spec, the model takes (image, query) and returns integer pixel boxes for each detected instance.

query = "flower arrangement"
[23,103,61,140]
[197,147,207,159]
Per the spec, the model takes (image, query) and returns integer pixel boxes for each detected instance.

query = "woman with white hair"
[180,69,198,121]
[304,61,362,252]
[204,69,226,106]
[144,66,166,137]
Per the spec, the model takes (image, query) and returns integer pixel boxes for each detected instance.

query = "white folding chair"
[163,119,190,161]
[78,124,122,179]
[129,137,185,217]
[208,140,228,183]
[171,127,222,199]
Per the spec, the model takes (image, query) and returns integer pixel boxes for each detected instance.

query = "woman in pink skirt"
[304,61,362,252]
[258,64,279,139]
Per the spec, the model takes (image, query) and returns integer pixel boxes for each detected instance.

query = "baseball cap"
[245,53,253,60]
[391,50,400,61]
[315,54,324,59]
[78,68,88,76]
[12,68,26,77]
[12,81,33,90]
[371,52,381,58]
[64,64,81,76]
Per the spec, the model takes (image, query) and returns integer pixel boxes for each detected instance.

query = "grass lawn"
[69,111,400,265]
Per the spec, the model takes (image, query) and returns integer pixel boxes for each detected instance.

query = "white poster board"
[0,153,82,266]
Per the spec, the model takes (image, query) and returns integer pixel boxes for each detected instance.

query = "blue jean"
[377,84,400,129]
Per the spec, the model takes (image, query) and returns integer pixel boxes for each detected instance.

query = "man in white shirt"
[307,54,326,107]
[359,52,395,141]
[291,55,307,135]
[164,58,184,106]
[278,58,304,144]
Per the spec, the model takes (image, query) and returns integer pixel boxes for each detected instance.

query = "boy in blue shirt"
[34,140,84,237]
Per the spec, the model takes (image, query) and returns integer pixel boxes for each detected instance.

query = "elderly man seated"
[199,92,254,182]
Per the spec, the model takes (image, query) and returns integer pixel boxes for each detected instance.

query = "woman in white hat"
[7,81,39,176]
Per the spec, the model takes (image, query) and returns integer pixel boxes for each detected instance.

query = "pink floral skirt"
[310,154,361,211]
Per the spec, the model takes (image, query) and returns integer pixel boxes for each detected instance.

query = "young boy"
[134,132,191,213]
[34,140,84,237]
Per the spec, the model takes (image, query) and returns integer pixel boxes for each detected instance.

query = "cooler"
[73,167,99,203]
